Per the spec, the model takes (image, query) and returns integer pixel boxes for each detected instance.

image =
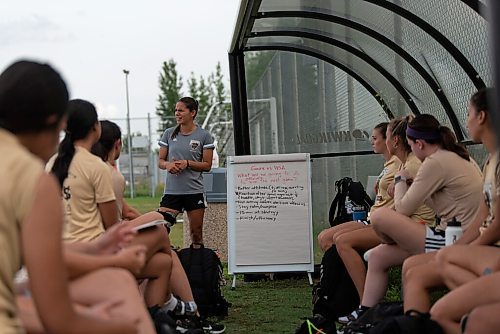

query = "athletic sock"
[162,295,198,316]
[162,295,178,312]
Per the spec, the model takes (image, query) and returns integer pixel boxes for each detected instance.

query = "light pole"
[123,69,135,198]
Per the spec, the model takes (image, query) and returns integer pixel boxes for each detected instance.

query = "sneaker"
[147,305,178,334]
[167,312,204,334]
[172,300,198,317]
[201,319,226,334]
[338,307,365,325]
[173,316,204,334]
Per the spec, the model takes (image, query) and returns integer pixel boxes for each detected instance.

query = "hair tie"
[406,126,441,140]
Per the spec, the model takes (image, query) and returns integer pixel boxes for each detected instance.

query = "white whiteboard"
[227,153,314,274]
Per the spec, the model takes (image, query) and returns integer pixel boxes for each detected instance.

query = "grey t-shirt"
[159,126,214,194]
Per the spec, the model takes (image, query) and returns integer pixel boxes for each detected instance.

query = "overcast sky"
[0,0,240,134]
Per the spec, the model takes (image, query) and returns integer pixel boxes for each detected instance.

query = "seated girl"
[353,114,484,321]
[403,88,497,315]
[317,122,399,252]
[91,120,201,315]
[0,60,142,333]
[48,100,195,320]
[338,117,436,324]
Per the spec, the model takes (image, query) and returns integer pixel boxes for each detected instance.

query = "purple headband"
[406,126,441,140]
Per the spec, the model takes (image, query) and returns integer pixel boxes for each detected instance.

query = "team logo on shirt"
[63,186,71,200]
[189,139,200,151]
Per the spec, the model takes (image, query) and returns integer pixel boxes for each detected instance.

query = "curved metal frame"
[246,44,395,119]
[362,0,485,89]
[459,0,487,18]
[252,30,422,116]
[255,11,464,139]
[228,0,489,154]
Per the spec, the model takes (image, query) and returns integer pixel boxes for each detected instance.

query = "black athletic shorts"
[160,193,207,212]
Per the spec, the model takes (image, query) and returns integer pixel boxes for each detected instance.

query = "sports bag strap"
[184,243,204,276]
[306,319,327,334]
[329,193,341,222]
[338,178,350,212]
[196,245,214,300]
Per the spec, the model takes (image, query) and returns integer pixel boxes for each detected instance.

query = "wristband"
[186,160,189,169]
[394,175,407,184]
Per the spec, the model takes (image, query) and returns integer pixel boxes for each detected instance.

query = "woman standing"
[158,97,215,245]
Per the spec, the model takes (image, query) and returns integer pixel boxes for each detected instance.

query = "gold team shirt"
[370,155,401,214]
[109,163,126,220]
[395,149,483,231]
[0,129,44,333]
[401,153,436,225]
[47,147,116,242]
[479,151,500,244]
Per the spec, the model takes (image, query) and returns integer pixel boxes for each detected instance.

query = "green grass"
[127,195,183,247]
[125,196,428,333]
[221,276,311,333]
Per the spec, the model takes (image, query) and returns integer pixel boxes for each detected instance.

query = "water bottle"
[211,141,219,168]
[445,217,462,246]
[352,207,367,221]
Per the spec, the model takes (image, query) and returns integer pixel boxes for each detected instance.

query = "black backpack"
[344,301,404,334]
[329,177,374,227]
[370,310,444,334]
[311,245,361,321]
[177,244,231,318]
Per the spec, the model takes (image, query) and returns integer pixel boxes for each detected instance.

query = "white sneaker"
[338,307,363,325]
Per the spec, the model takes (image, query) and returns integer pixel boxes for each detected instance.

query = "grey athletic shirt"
[159,126,215,194]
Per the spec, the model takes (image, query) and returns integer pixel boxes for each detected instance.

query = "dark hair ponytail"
[91,120,121,162]
[407,114,470,161]
[171,96,199,139]
[51,99,98,187]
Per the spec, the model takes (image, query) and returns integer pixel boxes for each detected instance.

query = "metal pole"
[123,69,135,198]
[228,51,251,155]
[490,1,500,148]
[147,112,154,198]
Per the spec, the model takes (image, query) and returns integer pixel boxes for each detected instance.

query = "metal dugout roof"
[228,0,493,157]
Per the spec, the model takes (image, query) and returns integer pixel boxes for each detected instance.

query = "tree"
[156,60,230,144]
[156,59,182,133]
[187,72,198,102]
[187,73,211,126]
[196,76,211,124]
[209,62,227,104]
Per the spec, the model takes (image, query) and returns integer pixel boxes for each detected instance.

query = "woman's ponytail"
[408,114,470,161]
[438,126,470,161]
[170,124,181,140]
[50,99,98,188]
[51,134,75,188]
